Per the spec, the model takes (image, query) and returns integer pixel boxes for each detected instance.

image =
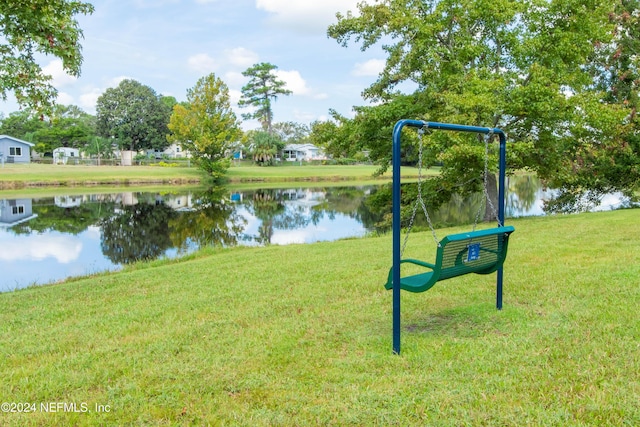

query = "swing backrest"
[436,226,515,280]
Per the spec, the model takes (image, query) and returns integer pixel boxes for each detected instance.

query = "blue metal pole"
[496,132,507,309]
[391,120,407,354]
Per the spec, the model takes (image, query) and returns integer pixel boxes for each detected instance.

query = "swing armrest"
[400,258,437,270]
[385,258,437,290]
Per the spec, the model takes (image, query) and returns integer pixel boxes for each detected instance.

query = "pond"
[0,175,635,292]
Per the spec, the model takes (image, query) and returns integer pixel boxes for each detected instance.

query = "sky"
[1,0,387,130]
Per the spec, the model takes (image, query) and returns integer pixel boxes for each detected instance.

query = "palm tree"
[249,131,282,166]
[84,136,114,165]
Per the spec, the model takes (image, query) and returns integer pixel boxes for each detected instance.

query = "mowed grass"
[0,163,424,188]
[0,210,638,425]
[225,163,425,182]
[0,163,205,188]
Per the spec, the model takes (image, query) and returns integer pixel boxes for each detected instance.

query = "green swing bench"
[385,225,515,293]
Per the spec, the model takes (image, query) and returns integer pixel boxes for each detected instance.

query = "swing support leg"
[391,120,508,355]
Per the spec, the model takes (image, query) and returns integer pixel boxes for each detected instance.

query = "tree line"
[325,0,639,207]
[1,0,638,204]
[0,63,310,177]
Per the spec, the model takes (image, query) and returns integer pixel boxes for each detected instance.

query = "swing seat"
[385,226,515,293]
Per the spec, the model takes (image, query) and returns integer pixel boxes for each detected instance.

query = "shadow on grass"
[403,306,504,338]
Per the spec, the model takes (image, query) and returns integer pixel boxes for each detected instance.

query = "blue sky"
[2,0,386,130]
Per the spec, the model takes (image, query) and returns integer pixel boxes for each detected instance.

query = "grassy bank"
[0,163,205,189]
[0,210,638,425]
[0,163,424,189]
[225,163,425,182]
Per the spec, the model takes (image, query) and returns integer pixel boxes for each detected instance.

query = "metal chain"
[401,124,440,258]
[403,125,502,257]
[472,129,501,231]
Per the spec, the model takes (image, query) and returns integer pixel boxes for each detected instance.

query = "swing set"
[388,120,515,354]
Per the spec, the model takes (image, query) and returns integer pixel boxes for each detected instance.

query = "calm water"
[0,176,635,291]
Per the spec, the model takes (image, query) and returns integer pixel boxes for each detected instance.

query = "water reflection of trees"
[506,174,539,215]
[169,186,246,251]
[239,186,377,244]
[6,175,622,269]
[363,174,551,233]
[100,201,178,264]
[245,189,286,245]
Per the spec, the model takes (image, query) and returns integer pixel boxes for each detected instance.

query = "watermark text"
[1,402,111,413]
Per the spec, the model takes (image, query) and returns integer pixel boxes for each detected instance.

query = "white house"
[53,147,80,164]
[282,143,326,162]
[147,143,191,159]
[0,135,35,164]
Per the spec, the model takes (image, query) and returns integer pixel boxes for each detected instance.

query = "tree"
[160,95,178,110]
[96,79,172,152]
[238,62,292,133]
[328,0,638,209]
[0,109,47,140]
[246,130,283,165]
[83,136,115,165]
[272,121,310,144]
[580,0,640,200]
[167,73,242,181]
[32,104,95,153]
[0,1,94,113]
[310,110,362,159]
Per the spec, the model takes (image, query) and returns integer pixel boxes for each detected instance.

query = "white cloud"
[291,109,318,124]
[225,71,246,87]
[107,76,131,88]
[56,91,75,106]
[77,76,129,114]
[188,53,218,73]
[256,0,363,33]
[224,47,259,68]
[229,88,243,105]
[352,59,385,77]
[79,88,104,113]
[0,235,82,263]
[275,70,310,95]
[42,59,77,87]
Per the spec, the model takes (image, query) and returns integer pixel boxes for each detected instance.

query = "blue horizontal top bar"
[395,119,505,137]
[441,225,515,244]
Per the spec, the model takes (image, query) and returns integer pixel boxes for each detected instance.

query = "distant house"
[282,143,326,162]
[53,147,80,164]
[147,143,191,159]
[0,135,35,164]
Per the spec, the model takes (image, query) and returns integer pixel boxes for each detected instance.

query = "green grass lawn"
[0,163,205,188]
[0,162,425,189]
[226,163,425,182]
[0,210,638,426]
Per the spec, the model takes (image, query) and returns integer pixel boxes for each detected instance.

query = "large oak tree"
[327,0,639,209]
[96,79,172,152]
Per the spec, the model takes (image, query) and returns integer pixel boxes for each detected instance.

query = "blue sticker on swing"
[467,243,481,262]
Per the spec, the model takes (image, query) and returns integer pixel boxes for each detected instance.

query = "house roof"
[53,147,80,152]
[283,143,319,151]
[0,135,35,147]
